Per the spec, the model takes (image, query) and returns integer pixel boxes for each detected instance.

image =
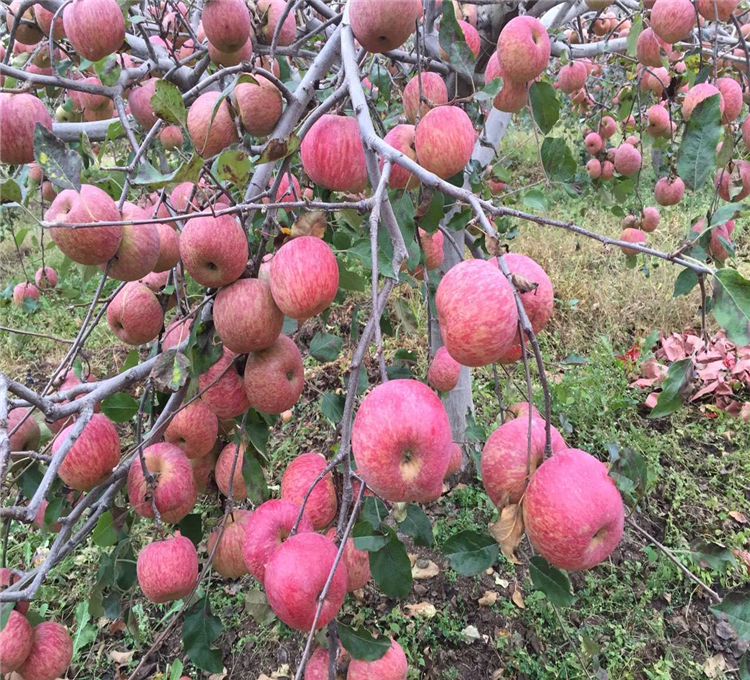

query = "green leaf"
[0,178,22,204]
[740,652,750,680]
[0,602,14,631]
[338,261,366,292]
[132,154,202,189]
[310,331,343,362]
[529,556,576,607]
[398,505,433,547]
[92,511,118,547]
[214,149,251,186]
[392,297,417,334]
[711,590,750,640]
[710,203,743,227]
[650,358,693,419]
[121,349,140,371]
[241,449,269,505]
[437,0,475,78]
[177,513,203,548]
[677,94,722,191]
[152,79,187,126]
[529,82,560,135]
[187,319,223,376]
[689,540,737,570]
[19,463,42,499]
[338,622,391,661]
[352,521,389,552]
[541,137,575,181]
[34,125,82,191]
[609,445,648,502]
[673,268,699,298]
[72,600,97,656]
[418,191,445,235]
[257,134,301,164]
[361,496,388,529]
[626,14,643,56]
[523,189,547,211]
[474,77,503,103]
[713,269,750,345]
[182,596,224,673]
[369,530,412,598]
[168,660,185,680]
[43,497,63,530]
[93,54,122,87]
[150,350,191,393]
[101,392,139,422]
[320,392,345,424]
[443,530,498,575]
[244,411,270,456]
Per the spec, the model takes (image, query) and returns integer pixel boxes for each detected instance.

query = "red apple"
[8,407,41,452]
[419,227,443,270]
[243,334,304,414]
[481,417,566,508]
[352,379,451,502]
[300,115,368,193]
[636,27,671,67]
[435,258,518,366]
[619,227,646,255]
[484,51,529,113]
[153,222,180,272]
[697,0,740,20]
[136,533,198,603]
[427,346,461,392]
[186,91,239,158]
[0,93,52,165]
[646,104,670,137]
[584,132,603,155]
[268,236,339,320]
[105,215,161,282]
[214,442,251,500]
[349,0,422,53]
[383,125,419,190]
[208,37,253,66]
[128,78,159,129]
[613,143,641,177]
[557,61,587,94]
[164,400,219,459]
[198,347,251,419]
[599,116,617,139]
[256,0,297,46]
[180,214,248,287]
[201,0,251,51]
[445,442,462,478]
[54,413,120,491]
[63,0,125,61]
[264,532,347,631]
[0,610,33,674]
[34,267,57,289]
[324,527,370,592]
[654,175,685,205]
[159,125,184,149]
[0,568,29,615]
[716,77,742,123]
[641,206,660,233]
[162,317,193,350]
[682,83,723,120]
[523,448,625,571]
[207,509,253,578]
[17,621,72,680]
[128,443,197,523]
[12,282,39,307]
[348,638,408,680]
[650,0,696,43]
[234,76,283,137]
[586,159,601,179]
[414,106,475,179]
[213,277,284,353]
[107,282,164,345]
[5,0,43,44]
[191,445,217,493]
[242,498,314,584]
[33,4,64,39]
[281,452,337,530]
[497,16,550,83]
[403,72,448,123]
[45,185,123,265]
[692,217,735,262]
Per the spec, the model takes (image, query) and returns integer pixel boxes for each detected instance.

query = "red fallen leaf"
[731,359,750,375]
[662,334,688,362]
[704,410,719,418]
[644,392,659,408]
[617,343,641,365]
[696,363,725,381]
[683,334,705,355]
[723,400,743,417]
[741,402,750,421]
[733,549,750,573]
[631,377,660,389]
[690,380,720,402]
[642,357,668,380]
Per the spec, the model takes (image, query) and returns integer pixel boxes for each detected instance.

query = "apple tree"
[1,0,749,678]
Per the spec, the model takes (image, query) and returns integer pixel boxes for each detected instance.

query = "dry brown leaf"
[291,212,326,239]
[488,504,524,564]
[478,591,498,607]
[108,619,127,635]
[404,602,437,619]
[461,625,481,643]
[109,650,135,665]
[411,559,440,580]
[511,589,525,609]
[492,670,505,680]
[208,671,228,680]
[702,653,726,678]
[728,511,748,524]
[485,234,501,256]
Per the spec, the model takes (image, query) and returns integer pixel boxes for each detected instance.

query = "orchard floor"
[2,133,750,679]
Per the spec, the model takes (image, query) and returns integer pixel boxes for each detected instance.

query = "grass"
[1,125,749,679]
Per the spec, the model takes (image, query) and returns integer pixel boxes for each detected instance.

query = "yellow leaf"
[404,602,437,619]
[488,504,525,564]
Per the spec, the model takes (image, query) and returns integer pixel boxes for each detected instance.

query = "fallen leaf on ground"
[410,558,440,579]
[728,511,747,524]
[109,650,135,665]
[702,653,726,678]
[478,591,498,607]
[404,602,437,619]
[511,589,525,609]
[461,625,481,643]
